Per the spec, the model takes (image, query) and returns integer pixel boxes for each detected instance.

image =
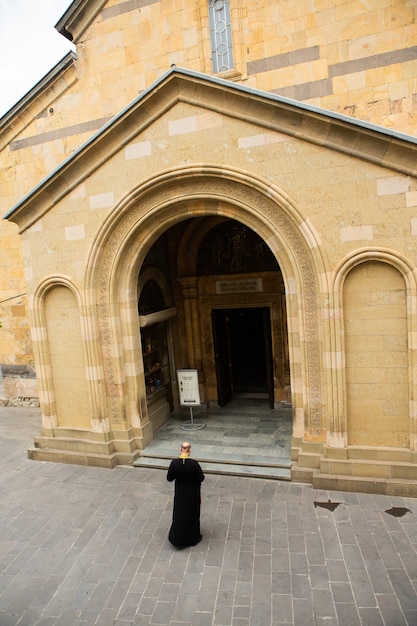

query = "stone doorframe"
[85,164,329,448]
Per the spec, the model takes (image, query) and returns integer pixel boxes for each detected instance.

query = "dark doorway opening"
[212,307,274,408]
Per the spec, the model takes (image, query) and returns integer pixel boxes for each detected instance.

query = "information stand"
[177,369,206,431]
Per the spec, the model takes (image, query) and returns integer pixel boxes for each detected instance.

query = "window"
[209,0,234,73]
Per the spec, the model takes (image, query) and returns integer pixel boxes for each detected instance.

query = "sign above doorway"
[216,278,263,294]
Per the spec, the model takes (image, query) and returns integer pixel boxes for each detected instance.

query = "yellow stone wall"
[0,220,34,401]
[17,95,417,422]
[2,0,415,213]
[43,287,92,429]
[18,99,417,281]
[1,0,417,492]
[344,261,409,448]
[0,222,26,360]
[5,71,416,490]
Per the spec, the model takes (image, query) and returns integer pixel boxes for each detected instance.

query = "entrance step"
[134,454,291,480]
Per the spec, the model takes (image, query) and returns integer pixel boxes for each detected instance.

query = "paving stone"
[326,558,350,583]
[334,602,361,626]
[1,407,417,625]
[377,593,408,626]
[310,564,331,590]
[357,607,384,625]
[366,561,395,595]
[271,593,292,623]
[340,543,366,571]
[191,611,214,625]
[387,569,417,611]
[150,600,176,624]
[292,597,315,624]
[350,569,377,608]
[53,609,85,626]
[291,573,311,600]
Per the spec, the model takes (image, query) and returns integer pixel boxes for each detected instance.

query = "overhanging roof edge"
[174,66,417,146]
[4,65,417,222]
[2,66,174,221]
[0,52,77,128]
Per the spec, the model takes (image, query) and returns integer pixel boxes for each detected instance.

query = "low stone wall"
[0,364,39,407]
[0,396,40,407]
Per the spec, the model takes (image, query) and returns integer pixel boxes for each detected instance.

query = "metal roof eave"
[4,65,417,223]
[184,66,417,146]
[0,51,77,129]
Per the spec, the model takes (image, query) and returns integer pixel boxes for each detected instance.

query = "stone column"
[178,277,205,390]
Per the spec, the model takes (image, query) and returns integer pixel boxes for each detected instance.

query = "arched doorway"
[137,216,290,429]
[86,165,325,463]
[212,307,274,407]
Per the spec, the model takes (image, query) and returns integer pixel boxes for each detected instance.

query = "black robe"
[167,457,205,548]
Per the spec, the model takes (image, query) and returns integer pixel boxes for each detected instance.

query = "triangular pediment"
[5,66,417,232]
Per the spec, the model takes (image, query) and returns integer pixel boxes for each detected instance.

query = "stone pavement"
[135,400,292,480]
[1,407,417,626]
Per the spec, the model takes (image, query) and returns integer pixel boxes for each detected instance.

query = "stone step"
[134,455,291,480]
[313,472,417,498]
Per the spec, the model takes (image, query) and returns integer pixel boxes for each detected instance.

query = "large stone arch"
[85,165,329,447]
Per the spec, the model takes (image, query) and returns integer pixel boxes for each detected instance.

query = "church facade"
[1,0,417,495]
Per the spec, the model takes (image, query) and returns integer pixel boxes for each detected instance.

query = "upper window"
[209,0,234,73]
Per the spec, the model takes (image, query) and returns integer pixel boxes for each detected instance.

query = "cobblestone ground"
[0,407,417,625]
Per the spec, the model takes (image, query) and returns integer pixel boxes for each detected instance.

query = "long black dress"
[167,457,205,548]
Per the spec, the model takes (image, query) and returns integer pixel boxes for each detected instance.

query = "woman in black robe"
[167,442,205,548]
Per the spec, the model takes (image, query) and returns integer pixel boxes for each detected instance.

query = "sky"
[0,0,75,117]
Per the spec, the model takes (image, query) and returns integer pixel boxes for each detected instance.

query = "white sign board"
[177,369,201,406]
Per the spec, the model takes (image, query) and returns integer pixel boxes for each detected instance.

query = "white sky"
[0,0,75,117]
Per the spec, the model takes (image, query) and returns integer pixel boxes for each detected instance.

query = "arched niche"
[31,276,93,431]
[333,249,417,452]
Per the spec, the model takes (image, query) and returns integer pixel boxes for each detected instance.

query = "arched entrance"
[51,165,324,466]
[136,217,289,424]
[86,165,326,462]
[27,166,327,472]
[133,214,294,474]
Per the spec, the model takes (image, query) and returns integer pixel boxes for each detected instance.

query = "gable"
[5,66,417,232]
